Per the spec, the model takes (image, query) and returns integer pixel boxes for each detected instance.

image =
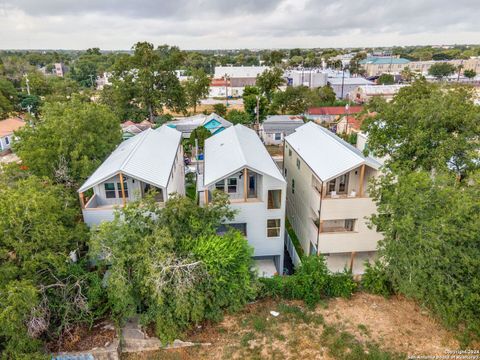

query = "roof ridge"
[313,123,366,163]
[119,128,151,172]
[232,125,248,167]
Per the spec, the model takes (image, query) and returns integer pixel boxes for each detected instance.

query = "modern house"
[78,125,184,227]
[260,115,304,146]
[167,113,232,139]
[0,117,26,154]
[284,122,382,274]
[197,124,287,277]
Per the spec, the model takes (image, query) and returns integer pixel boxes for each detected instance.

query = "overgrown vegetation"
[259,256,356,307]
[89,192,257,342]
[363,79,480,342]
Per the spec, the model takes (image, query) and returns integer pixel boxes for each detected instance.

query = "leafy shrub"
[361,260,394,298]
[259,256,356,307]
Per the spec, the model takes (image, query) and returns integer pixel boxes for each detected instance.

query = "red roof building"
[307,106,363,116]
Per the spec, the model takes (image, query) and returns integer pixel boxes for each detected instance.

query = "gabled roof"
[78,125,181,192]
[0,117,26,137]
[262,115,305,134]
[285,122,381,183]
[307,106,363,116]
[204,124,285,186]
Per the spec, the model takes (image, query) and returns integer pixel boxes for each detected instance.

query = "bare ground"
[122,292,467,360]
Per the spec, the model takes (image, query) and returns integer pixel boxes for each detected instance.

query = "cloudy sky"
[0,0,479,50]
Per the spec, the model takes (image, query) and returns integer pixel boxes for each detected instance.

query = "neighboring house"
[0,117,26,154]
[327,78,374,99]
[121,120,153,139]
[335,115,363,135]
[208,78,244,98]
[210,66,269,97]
[167,113,232,139]
[284,122,382,274]
[197,124,287,277]
[78,125,185,227]
[306,106,363,123]
[260,115,304,145]
[351,84,407,103]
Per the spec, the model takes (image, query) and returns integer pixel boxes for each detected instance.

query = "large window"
[267,219,281,237]
[104,183,116,198]
[227,177,238,193]
[327,173,350,195]
[217,223,247,236]
[274,133,282,141]
[322,219,356,232]
[117,182,128,198]
[267,190,282,209]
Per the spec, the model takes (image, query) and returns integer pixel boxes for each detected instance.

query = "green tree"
[0,76,17,119]
[226,109,250,125]
[314,84,337,105]
[0,172,103,357]
[13,99,122,186]
[256,67,285,102]
[89,193,255,342]
[463,69,477,79]
[428,62,456,79]
[242,86,268,123]
[363,80,480,177]
[184,68,211,113]
[69,58,98,88]
[349,52,367,76]
[22,70,51,96]
[271,86,313,114]
[369,171,480,339]
[377,74,395,85]
[188,126,211,151]
[212,103,227,118]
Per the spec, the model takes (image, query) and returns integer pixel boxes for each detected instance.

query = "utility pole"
[340,66,345,100]
[89,74,95,89]
[224,73,229,107]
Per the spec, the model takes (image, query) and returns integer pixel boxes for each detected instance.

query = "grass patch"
[357,323,371,337]
[240,331,255,347]
[277,303,324,325]
[252,316,268,333]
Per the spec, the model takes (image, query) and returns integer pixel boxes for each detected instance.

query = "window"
[296,158,301,170]
[267,190,282,209]
[274,133,282,141]
[217,223,247,236]
[117,182,128,198]
[322,219,356,232]
[104,183,116,198]
[284,168,287,177]
[267,219,281,237]
[215,180,225,192]
[345,219,355,231]
[292,179,295,194]
[227,177,237,193]
[5,137,9,145]
[289,149,292,157]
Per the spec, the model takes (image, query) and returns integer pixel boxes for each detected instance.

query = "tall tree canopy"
[428,62,456,79]
[183,68,211,113]
[256,67,285,102]
[14,99,122,186]
[105,42,186,121]
[363,79,480,341]
[363,80,480,177]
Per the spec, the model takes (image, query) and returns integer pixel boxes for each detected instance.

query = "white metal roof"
[285,122,381,183]
[357,84,407,95]
[328,77,374,85]
[203,124,285,186]
[78,125,181,192]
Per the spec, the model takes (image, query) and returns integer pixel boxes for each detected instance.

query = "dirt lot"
[122,293,465,360]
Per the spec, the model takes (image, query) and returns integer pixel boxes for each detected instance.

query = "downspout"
[316,179,324,255]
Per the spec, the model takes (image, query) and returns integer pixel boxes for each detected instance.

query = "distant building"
[0,117,26,154]
[167,113,232,139]
[260,115,305,145]
[54,63,67,77]
[359,57,411,77]
[284,69,328,88]
[306,106,363,123]
[211,66,269,97]
[96,72,112,90]
[327,77,374,99]
[351,85,407,103]
[121,120,153,139]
